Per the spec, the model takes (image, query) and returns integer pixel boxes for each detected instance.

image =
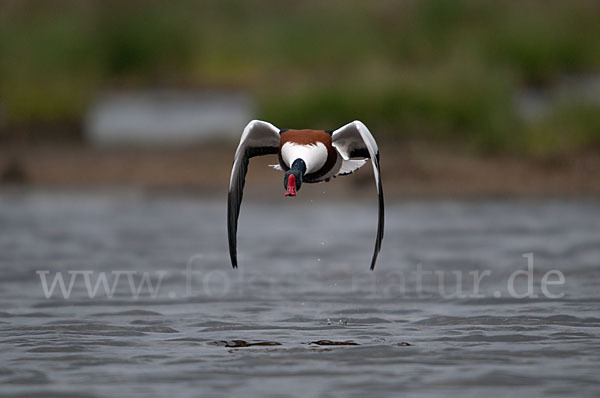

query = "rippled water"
[1,190,599,397]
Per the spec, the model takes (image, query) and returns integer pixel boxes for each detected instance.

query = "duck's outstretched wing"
[228,120,281,268]
[331,120,384,270]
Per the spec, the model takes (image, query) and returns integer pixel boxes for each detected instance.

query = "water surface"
[1,190,599,397]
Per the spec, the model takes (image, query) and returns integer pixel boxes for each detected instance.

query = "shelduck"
[227,120,384,270]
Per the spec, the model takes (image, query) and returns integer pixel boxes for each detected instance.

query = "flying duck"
[227,120,384,270]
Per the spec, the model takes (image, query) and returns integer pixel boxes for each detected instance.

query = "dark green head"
[284,159,306,197]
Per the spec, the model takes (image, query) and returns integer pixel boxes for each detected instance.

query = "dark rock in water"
[398,342,412,346]
[221,340,282,348]
[308,340,359,346]
[1,159,28,184]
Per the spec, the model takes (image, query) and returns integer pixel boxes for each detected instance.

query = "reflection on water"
[0,190,599,397]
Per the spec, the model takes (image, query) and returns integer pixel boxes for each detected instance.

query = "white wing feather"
[228,120,281,268]
[338,159,367,175]
[331,120,384,270]
[331,120,381,182]
[229,120,281,188]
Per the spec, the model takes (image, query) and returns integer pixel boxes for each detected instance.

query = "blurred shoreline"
[2,143,598,198]
[3,1,600,159]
